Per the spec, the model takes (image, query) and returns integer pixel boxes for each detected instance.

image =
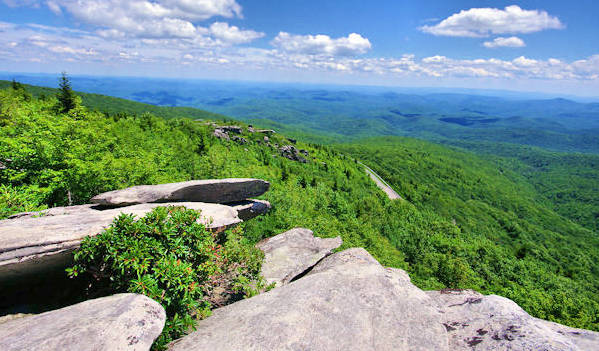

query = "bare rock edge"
[168,229,599,351]
[90,178,270,207]
[0,293,166,351]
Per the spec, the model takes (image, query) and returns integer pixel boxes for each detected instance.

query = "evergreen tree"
[11,79,22,91]
[57,72,77,113]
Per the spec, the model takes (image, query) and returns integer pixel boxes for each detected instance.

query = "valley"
[2,80,599,336]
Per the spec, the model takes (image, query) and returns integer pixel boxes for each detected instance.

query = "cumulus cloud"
[420,5,563,37]
[483,36,525,48]
[271,32,371,56]
[209,22,264,45]
[4,0,260,46]
[1,20,597,83]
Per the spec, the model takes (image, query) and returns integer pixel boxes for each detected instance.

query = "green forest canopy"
[1,84,598,332]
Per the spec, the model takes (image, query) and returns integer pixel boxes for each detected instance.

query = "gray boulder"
[168,248,448,351]
[90,179,270,207]
[230,199,271,221]
[221,126,242,134]
[256,228,341,286]
[257,129,276,134]
[213,129,229,140]
[279,145,307,163]
[426,289,599,350]
[0,202,241,281]
[231,135,248,144]
[0,293,165,351]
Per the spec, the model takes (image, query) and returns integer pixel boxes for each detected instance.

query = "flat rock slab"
[0,293,165,351]
[91,178,270,207]
[256,227,341,286]
[0,202,241,281]
[230,199,271,221]
[168,248,448,351]
[426,289,599,351]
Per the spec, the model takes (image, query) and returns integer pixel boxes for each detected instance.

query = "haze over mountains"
[4,73,598,153]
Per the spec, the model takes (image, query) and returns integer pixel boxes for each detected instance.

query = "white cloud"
[209,22,264,45]
[420,5,563,37]
[271,32,371,56]
[0,21,598,88]
[49,45,96,55]
[513,56,538,67]
[46,1,61,15]
[5,0,257,46]
[483,36,525,48]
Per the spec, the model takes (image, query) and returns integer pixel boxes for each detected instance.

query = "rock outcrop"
[279,145,308,163]
[427,289,599,351]
[213,128,230,140]
[0,202,241,281]
[168,248,448,350]
[167,228,599,350]
[221,126,243,134]
[1,178,271,282]
[0,293,165,351]
[90,178,270,207]
[256,227,341,286]
[230,199,271,221]
[257,129,276,135]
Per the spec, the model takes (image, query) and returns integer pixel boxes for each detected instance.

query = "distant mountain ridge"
[3,74,598,153]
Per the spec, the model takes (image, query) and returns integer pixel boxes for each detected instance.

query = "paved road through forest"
[360,162,402,200]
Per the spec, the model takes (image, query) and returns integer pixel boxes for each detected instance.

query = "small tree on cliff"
[57,72,77,113]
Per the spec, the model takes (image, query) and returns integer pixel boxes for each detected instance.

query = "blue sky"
[1,1,598,96]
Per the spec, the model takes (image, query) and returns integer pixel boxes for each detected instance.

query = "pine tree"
[57,72,77,113]
[11,79,22,91]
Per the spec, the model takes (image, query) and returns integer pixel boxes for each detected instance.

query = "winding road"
[359,162,402,200]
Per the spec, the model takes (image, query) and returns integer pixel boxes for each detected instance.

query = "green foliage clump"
[67,206,264,349]
[0,184,47,219]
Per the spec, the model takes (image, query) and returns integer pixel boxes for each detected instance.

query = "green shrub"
[67,206,265,349]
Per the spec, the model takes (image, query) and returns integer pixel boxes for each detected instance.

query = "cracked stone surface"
[426,289,599,350]
[168,248,448,351]
[0,293,165,351]
[256,227,342,286]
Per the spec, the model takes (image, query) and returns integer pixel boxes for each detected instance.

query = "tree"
[57,72,77,113]
[11,79,22,91]
[10,79,31,101]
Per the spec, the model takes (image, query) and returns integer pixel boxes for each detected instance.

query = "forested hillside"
[1,84,598,332]
[444,140,599,232]
[339,137,599,330]
[0,80,226,121]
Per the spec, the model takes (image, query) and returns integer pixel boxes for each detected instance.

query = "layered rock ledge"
[90,178,270,207]
[0,179,271,282]
[0,202,240,281]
